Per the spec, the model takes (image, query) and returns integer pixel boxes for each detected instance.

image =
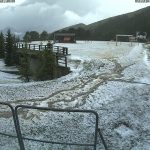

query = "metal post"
[94,112,99,150]
[98,128,108,150]
[56,56,59,66]
[14,107,25,150]
[0,102,25,150]
[57,46,59,54]
[62,48,64,55]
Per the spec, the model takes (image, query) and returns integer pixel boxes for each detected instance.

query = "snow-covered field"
[0,59,22,84]
[0,41,150,150]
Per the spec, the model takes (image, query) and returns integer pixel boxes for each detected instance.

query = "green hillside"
[52,6,150,41]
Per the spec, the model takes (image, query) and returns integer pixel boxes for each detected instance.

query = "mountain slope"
[52,6,150,41]
[86,6,150,40]
[58,23,86,31]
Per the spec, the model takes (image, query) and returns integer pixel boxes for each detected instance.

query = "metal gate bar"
[0,102,25,150]
[0,103,108,150]
[15,105,100,150]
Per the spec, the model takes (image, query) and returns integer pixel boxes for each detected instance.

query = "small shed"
[54,33,76,43]
[116,34,134,46]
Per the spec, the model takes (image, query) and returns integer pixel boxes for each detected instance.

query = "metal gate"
[0,102,108,150]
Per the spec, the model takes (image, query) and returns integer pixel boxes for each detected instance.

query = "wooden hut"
[54,33,76,43]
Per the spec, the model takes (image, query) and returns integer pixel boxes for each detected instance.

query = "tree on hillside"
[23,31,31,42]
[23,31,40,42]
[0,32,5,58]
[12,35,20,65]
[19,50,30,82]
[35,49,56,80]
[40,31,48,41]
[30,31,39,41]
[68,28,75,33]
[5,29,15,66]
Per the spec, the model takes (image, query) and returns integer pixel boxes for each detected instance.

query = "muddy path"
[4,58,144,108]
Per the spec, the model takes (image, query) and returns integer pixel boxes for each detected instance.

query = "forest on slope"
[52,6,150,41]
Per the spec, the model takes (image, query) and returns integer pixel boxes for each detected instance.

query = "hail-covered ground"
[0,41,150,150]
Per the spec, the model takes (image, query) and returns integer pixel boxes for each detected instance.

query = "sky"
[0,0,150,35]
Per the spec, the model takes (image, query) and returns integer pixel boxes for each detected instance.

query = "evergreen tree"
[40,31,48,41]
[13,36,19,65]
[35,49,56,80]
[5,29,14,66]
[29,31,39,41]
[5,29,18,66]
[19,50,30,82]
[23,31,40,41]
[0,32,5,58]
[23,31,31,42]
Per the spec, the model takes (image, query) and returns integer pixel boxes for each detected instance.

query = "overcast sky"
[0,0,150,34]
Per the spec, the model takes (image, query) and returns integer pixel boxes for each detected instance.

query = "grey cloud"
[0,0,149,37]
[0,2,70,33]
[22,0,101,15]
[0,0,101,34]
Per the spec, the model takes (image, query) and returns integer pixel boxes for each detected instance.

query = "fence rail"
[0,102,25,149]
[16,43,69,67]
[16,43,68,55]
[0,102,108,150]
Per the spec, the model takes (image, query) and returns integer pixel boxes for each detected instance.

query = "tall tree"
[5,29,14,65]
[40,31,48,41]
[19,50,30,82]
[35,49,56,80]
[29,31,39,41]
[5,29,17,66]
[23,31,31,42]
[0,32,5,58]
[12,35,19,65]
